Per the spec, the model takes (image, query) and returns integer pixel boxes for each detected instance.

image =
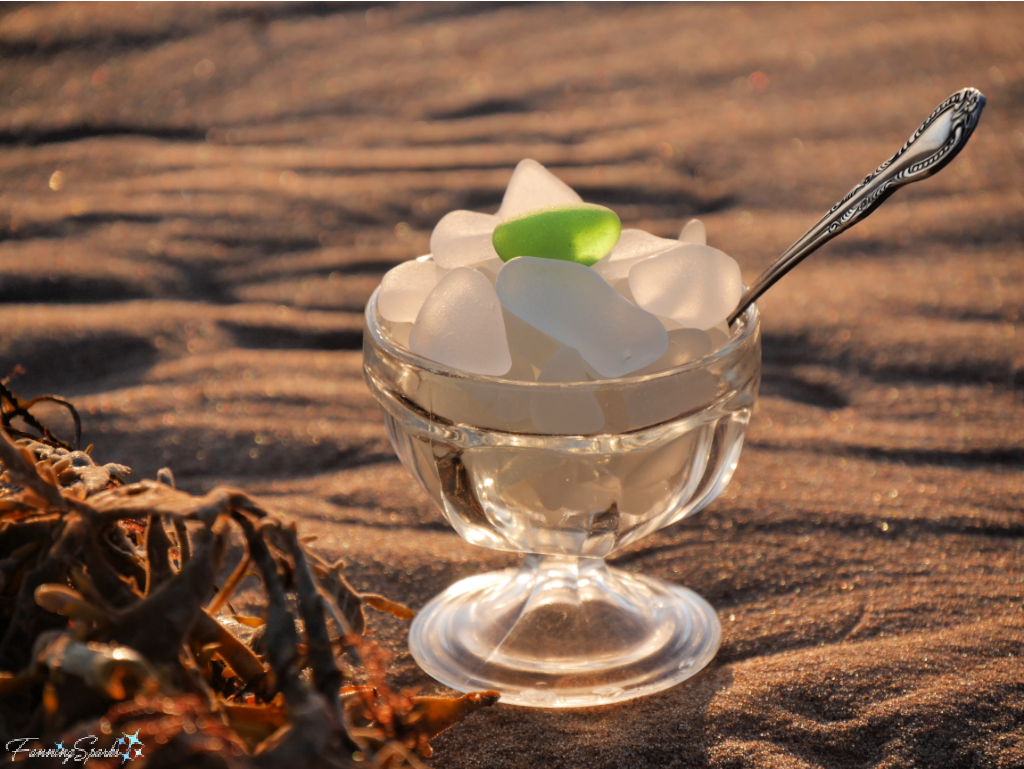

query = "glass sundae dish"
[363,160,761,707]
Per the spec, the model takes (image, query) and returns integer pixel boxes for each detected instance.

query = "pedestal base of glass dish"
[409,554,721,708]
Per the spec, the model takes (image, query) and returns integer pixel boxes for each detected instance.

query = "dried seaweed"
[1,378,81,450]
[0,392,499,767]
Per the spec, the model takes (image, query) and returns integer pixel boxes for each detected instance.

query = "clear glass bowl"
[363,287,760,707]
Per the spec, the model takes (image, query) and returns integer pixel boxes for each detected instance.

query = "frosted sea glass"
[496,257,667,378]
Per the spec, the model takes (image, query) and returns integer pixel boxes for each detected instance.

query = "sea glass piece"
[496,257,667,378]
[431,210,500,269]
[474,256,506,286]
[656,313,684,330]
[706,322,731,352]
[378,259,443,322]
[593,229,678,281]
[628,244,742,330]
[492,204,622,266]
[632,328,713,376]
[496,158,583,220]
[505,353,538,383]
[460,353,535,425]
[610,278,638,306]
[530,347,605,435]
[623,368,718,429]
[617,432,701,516]
[409,267,512,376]
[678,218,706,245]
[385,320,413,349]
[502,307,563,371]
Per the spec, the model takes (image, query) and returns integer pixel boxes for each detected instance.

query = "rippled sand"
[1,3,1022,767]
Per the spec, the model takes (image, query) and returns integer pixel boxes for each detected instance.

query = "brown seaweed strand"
[144,515,176,594]
[281,524,344,709]
[83,529,141,609]
[361,593,415,621]
[20,395,82,450]
[98,523,227,664]
[0,427,66,510]
[0,382,73,451]
[173,518,191,565]
[177,643,227,716]
[189,610,271,694]
[206,546,251,616]
[100,523,148,591]
[310,558,367,637]
[0,539,43,593]
[87,483,260,527]
[234,512,302,704]
[68,564,114,614]
[0,513,90,671]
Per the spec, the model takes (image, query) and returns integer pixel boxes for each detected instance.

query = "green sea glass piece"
[492,204,622,266]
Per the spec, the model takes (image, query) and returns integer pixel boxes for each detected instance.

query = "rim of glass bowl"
[364,281,759,391]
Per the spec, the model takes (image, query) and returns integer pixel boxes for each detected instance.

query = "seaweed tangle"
[0,390,498,768]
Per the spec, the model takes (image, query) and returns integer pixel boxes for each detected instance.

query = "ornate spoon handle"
[728,87,986,326]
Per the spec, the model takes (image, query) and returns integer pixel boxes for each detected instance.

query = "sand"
[1,3,1022,767]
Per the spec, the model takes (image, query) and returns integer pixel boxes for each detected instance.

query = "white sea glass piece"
[656,314,683,330]
[624,369,718,429]
[409,377,496,428]
[592,229,678,281]
[506,354,537,382]
[473,256,505,287]
[472,450,575,518]
[706,322,731,352]
[529,347,605,434]
[618,432,701,515]
[401,371,533,431]
[472,451,618,543]
[537,346,589,384]
[496,158,583,220]
[502,307,563,371]
[469,451,617,541]
[678,218,707,245]
[632,328,713,376]
[610,278,637,305]
[430,210,500,269]
[410,267,512,376]
[378,260,443,323]
[386,320,413,349]
[628,244,742,330]
[461,353,535,424]
[496,257,668,378]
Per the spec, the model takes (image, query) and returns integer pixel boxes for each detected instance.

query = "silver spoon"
[728,87,986,326]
